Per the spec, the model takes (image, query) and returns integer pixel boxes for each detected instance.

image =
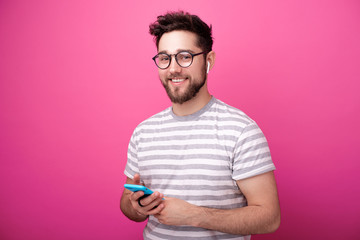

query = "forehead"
[158,30,200,53]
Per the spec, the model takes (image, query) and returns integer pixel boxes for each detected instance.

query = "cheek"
[158,70,167,79]
[189,63,206,78]
[192,69,205,80]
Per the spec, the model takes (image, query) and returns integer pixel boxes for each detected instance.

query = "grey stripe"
[237,151,271,164]
[241,123,260,133]
[240,141,269,154]
[142,164,229,171]
[139,143,227,152]
[234,160,275,176]
[139,124,245,134]
[204,202,248,209]
[150,184,237,191]
[167,193,244,201]
[142,174,233,181]
[139,134,239,142]
[235,132,266,147]
[234,142,270,162]
[142,115,251,127]
[207,107,248,116]
[148,219,210,232]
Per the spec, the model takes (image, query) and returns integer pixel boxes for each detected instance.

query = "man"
[120,11,280,240]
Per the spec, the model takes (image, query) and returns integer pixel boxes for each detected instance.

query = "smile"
[171,78,186,83]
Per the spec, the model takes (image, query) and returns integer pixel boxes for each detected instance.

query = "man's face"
[157,30,207,104]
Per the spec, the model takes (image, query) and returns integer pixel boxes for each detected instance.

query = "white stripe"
[140,159,228,167]
[138,148,230,157]
[189,198,247,207]
[149,179,235,186]
[138,129,241,138]
[238,137,268,151]
[158,189,239,197]
[237,145,270,160]
[140,119,249,129]
[140,138,236,148]
[141,168,230,176]
[233,164,275,180]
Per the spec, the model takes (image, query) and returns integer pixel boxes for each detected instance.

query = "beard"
[161,67,207,104]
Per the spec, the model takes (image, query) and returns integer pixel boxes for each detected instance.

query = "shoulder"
[132,106,173,134]
[210,97,256,127]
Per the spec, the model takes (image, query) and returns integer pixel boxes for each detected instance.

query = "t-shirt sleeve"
[232,122,275,180]
[124,129,139,179]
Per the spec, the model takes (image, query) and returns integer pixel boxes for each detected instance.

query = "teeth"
[171,78,185,83]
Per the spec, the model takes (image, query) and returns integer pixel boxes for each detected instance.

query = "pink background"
[1,0,359,239]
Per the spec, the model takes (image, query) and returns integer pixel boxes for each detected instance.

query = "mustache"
[167,75,189,79]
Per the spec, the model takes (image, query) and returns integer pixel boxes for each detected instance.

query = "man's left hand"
[154,197,199,226]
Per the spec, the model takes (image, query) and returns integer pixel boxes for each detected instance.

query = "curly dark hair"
[149,11,213,53]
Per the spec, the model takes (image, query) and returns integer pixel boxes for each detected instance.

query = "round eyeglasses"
[152,51,207,69]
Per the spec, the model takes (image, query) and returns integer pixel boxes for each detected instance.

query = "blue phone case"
[124,184,154,196]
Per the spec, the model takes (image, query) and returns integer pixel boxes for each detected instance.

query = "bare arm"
[120,174,165,222]
[154,171,280,235]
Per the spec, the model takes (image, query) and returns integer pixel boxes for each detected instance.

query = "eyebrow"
[158,49,196,54]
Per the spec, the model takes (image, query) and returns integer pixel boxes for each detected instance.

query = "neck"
[172,85,212,116]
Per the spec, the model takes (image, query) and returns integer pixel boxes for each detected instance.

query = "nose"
[169,56,182,74]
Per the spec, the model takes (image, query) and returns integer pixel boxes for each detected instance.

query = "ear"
[206,51,216,72]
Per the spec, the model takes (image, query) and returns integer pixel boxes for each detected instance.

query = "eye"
[178,52,192,61]
[158,55,169,62]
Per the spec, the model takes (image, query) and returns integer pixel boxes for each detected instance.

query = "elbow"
[268,211,281,233]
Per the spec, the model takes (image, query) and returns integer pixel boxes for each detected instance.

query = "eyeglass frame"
[152,51,208,69]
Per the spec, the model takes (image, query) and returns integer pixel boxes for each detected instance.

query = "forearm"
[120,193,148,222]
[191,205,280,235]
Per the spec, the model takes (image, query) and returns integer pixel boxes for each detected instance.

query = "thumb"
[133,173,141,185]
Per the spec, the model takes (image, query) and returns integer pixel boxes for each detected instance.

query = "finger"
[138,193,164,211]
[145,198,165,215]
[130,191,144,202]
[133,174,141,185]
[137,195,164,216]
[140,191,164,205]
[147,203,164,215]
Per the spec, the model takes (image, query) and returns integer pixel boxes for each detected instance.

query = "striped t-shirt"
[124,97,275,240]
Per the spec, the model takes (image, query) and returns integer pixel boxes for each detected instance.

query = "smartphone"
[124,184,154,197]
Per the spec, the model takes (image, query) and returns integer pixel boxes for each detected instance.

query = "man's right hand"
[126,174,165,217]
